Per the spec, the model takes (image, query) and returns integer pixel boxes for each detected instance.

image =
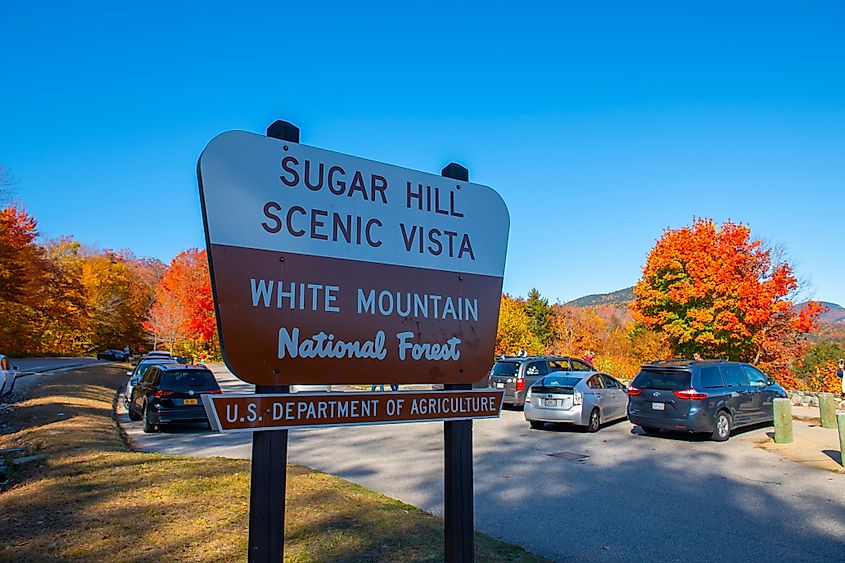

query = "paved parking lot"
[119,364,845,562]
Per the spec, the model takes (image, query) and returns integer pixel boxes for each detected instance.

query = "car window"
[547,359,569,372]
[742,365,768,386]
[491,362,520,377]
[142,367,159,385]
[600,374,622,389]
[632,369,691,391]
[586,375,604,389]
[721,365,749,387]
[699,366,726,389]
[160,370,219,392]
[570,359,593,371]
[537,374,582,388]
[525,361,549,376]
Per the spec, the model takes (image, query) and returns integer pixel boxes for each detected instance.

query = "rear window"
[492,362,520,377]
[537,374,582,388]
[632,369,691,391]
[160,370,219,392]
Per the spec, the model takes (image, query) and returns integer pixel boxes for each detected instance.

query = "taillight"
[573,390,582,405]
[152,390,173,398]
[207,389,222,394]
[627,387,642,396]
[515,377,525,391]
[525,391,531,404]
[673,388,708,400]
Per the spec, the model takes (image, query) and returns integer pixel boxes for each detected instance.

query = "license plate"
[651,402,665,411]
[543,399,556,407]
[183,398,198,405]
[496,383,504,389]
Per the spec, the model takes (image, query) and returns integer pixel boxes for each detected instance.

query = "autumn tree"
[632,218,823,385]
[495,294,543,356]
[146,249,217,359]
[0,206,48,354]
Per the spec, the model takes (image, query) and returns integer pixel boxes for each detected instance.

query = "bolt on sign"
[203,389,505,432]
[197,131,510,386]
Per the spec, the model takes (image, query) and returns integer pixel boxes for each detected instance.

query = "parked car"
[122,358,179,410]
[627,359,786,442]
[524,371,629,432]
[97,349,128,361]
[489,356,595,408]
[143,350,172,360]
[127,364,221,432]
[291,385,332,393]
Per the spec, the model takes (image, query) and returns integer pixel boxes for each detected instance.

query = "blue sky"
[2,1,843,304]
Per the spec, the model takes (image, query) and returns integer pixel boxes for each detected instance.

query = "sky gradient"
[2,1,843,304]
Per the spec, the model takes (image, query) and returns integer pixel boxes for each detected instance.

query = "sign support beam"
[442,159,473,563]
[247,119,300,563]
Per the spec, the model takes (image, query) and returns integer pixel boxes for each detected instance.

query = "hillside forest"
[1,200,842,392]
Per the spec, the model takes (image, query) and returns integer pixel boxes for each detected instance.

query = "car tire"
[641,425,661,436]
[529,421,545,429]
[142,403,157,433]
[710,410,731,442]
[586,408,600,433]
[128,400,142,421]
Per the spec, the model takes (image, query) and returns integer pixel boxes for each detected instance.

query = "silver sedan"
[524,371,629,432]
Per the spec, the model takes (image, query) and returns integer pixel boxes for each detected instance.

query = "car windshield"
[160,370,219,392]
[491,362,520,376]
[632,369,691,391]
[537,374,582,388]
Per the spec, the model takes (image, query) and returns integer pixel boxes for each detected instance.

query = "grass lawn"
[0,365,548,562]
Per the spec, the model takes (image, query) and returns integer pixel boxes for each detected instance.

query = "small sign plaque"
[202,389,505,432]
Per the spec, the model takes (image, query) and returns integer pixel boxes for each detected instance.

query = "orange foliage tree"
[145,249,218,360]
[632,218,824,387]
[495,294,543,356]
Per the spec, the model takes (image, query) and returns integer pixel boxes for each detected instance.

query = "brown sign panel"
[197,131,510,386]
[202,390,505,433]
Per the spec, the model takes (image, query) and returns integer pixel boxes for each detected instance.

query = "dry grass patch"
[0,365,547,562]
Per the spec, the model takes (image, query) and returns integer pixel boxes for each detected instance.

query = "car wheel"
[127,400,142,421]
[142,403,157,433]
[641,426,661,436]
[586,409,600,433]
[710,410,731,442]
[529,421,545,429]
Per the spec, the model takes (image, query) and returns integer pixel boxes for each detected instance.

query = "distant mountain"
[566,291,844,325]
[566,287,635,308]
[813,302,845,324]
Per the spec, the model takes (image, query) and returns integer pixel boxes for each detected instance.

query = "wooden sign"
[197,131,510,386]
[202,389,505,432]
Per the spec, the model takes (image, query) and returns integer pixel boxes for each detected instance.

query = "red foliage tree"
[633,218,824,387]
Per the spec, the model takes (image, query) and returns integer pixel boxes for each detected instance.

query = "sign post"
[441,162,474,563]
[197,119,509,562]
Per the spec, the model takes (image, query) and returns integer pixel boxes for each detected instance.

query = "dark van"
[627,359,786,441]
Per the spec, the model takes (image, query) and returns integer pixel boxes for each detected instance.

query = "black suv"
[627,359,786,441]
[128,364,221,432]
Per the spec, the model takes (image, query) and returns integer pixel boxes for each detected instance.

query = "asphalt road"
[10,357,102,374]
[119,364,845,562]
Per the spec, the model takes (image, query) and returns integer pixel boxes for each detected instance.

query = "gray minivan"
[490,356,595,407]
[627,359,786,441]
